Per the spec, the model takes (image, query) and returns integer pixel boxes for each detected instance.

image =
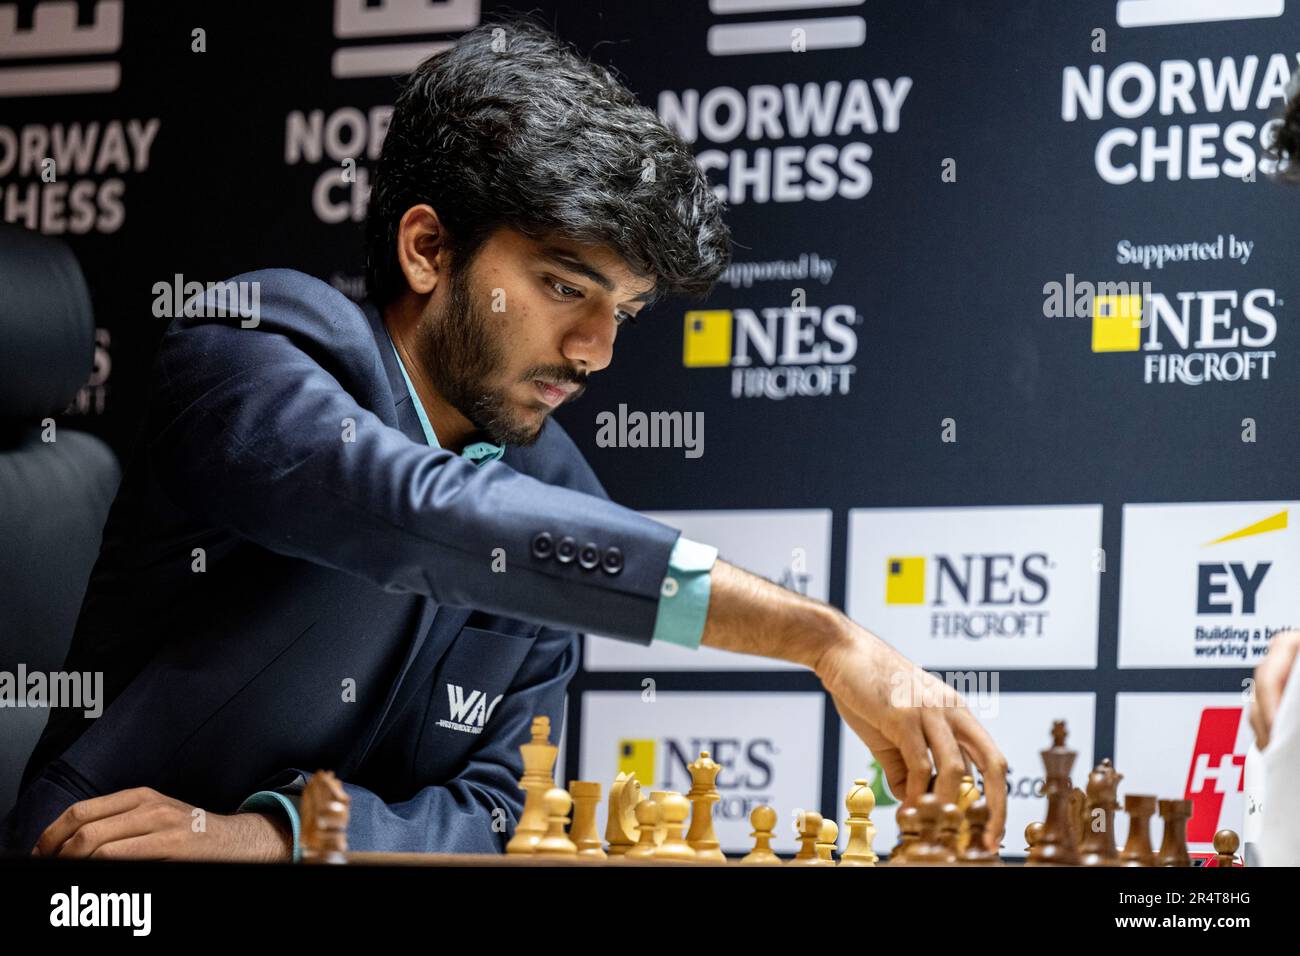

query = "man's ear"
[395,205,447,295]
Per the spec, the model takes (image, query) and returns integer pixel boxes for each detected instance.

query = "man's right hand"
[700,559,1008,852]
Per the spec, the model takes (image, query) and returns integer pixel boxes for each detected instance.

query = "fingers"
[921,707,965,806]
[952,707,1009,852]
[1253,629,1300,751]
[34,788,150,857]
[57,808,164,860]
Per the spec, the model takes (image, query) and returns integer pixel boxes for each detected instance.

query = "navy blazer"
[2,268,680,855]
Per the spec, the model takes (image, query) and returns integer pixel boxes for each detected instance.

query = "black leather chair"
[0,223,120,821]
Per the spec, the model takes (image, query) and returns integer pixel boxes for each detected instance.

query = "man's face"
[415,227,656,446]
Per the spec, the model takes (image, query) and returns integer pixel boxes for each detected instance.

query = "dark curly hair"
[364,12,732,310]
[1268,71,1300,183]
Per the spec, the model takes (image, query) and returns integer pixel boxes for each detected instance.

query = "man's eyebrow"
[538,245,656,303]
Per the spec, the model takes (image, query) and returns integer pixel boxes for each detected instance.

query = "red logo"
[1184,707,1246,844]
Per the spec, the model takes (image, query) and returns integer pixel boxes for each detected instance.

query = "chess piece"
[1068,786,1087,848]
[1213,829,1240,868]
[506,716,557,855]
[1118,794,1157,866]
[814,818,838,865]
[1156,798,1193,867]
[625,800,662,860]
[301,770,350,864]
[899,793,956,865]
[740,806,782,865]
[535,788,578,858]
[1024,821,1044,853]
[938,802,962,855]
[654,792,697,861]
[1027,721,1080,865]
[604,772,641,856]
[890,804,921,863]
[685,751,725,861]
[1079,759,1122,867]
[788,810,823,866]
[957,800,1002,865]
[648,792,672,846]
[568,781,606,859]
[956,774,979,852]
[840,778,878,866]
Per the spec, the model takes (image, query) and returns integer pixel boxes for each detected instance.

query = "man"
[3,14,1006,861]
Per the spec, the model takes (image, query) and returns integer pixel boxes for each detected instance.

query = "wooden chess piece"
[1067,786,1087,848]
[648,791,672,846]
[890,804,921,863]
[840,778,878,866]
[788,810,823,866]
[604,771,641,856]
[814,818,839,865]
[956,774,979,852]
[1118,794,1157,866]
[568,780,605,859]
[685,751,725,861]
[938,802,962,855]
[740,805,782,865]
[1079,759,1122,867]
[1213,829,1240,868]
[625,800,662,860]
[1027,720,1080,865]
[654,792,697,861]
[1156,798,1193,867]
[1024,821,1044,853]
[506,716,557,855]
[301,769,350,864]
[957,800,1002,865]
[534,788,578,858]
[898,793,956,865]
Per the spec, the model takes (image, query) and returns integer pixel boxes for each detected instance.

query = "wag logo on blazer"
[437,683,503,735]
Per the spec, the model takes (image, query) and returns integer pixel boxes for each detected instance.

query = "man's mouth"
[534,379,578,407]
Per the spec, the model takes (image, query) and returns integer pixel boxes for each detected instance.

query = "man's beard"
[417,260,585,447]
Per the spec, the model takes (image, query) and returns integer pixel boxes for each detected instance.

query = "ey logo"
[884,556,926,605]
[1197,510,1286,616]
[1091,293,1143,352]
[682,311,733,367]
[617,738,656,787]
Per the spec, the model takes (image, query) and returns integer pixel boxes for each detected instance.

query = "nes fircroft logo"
[1084,287,1279,385]
[682,306,859,399]
[437,683,502,734]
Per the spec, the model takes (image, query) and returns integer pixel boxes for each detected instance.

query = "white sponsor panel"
[846,506,1102,668]
[584,510,830,671]
[1114,693,1252,856]
[579,691,823,854]
[1118,502,1299,668]
[837,693,1096,859]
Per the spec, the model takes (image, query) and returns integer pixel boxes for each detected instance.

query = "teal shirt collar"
[384,324,504,466]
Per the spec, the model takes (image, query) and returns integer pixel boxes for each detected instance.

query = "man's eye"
[547,278,581,298]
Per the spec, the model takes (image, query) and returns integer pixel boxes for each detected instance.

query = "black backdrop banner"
[4,0,1296,857]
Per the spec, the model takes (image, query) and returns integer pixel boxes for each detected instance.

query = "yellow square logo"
[1091,294,1142,352]
[683,311,733,367]
[618,739,656,787]
[885,557,926,605]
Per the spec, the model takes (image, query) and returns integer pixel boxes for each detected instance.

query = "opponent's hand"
[815,621,1008,852]
[1250,628,1300,750]
[31,787,292,862]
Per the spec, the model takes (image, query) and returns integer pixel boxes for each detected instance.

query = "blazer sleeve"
[274,625,578,854]
[145,276,679,643]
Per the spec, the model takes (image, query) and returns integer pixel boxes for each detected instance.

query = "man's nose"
[561,312,616,372]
